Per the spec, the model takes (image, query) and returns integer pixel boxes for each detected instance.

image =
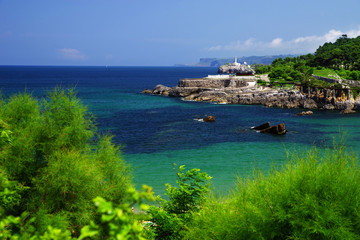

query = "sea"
[1,66,360,196]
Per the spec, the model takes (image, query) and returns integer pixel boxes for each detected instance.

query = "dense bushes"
[265,35,360,86]
[312,35,360,70]
[0,88,133,236]
[336,69,360,80]
[186,143,360,239]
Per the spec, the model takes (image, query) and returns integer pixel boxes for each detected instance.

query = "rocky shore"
[143,77,360,112]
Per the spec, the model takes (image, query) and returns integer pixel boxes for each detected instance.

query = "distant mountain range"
[175,55,297,67]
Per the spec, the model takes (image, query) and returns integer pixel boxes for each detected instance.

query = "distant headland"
[146,35,360,113]
[144,62,359,113]
[175,55,297,67]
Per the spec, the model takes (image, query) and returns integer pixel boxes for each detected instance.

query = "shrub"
[186,142,360,239]
[148,165,212,239]
[0,88,133,236]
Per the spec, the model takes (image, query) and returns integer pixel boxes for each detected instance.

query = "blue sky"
[1,0,360,66]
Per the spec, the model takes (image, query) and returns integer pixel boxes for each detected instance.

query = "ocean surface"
[1,66,360,195]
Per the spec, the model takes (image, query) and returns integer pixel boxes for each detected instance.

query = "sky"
[1,0,360,66]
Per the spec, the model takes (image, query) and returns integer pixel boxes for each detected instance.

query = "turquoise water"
[1,66,360,196]
[123,97,360,195]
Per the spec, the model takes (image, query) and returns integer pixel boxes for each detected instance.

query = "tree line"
[254,35,360,86]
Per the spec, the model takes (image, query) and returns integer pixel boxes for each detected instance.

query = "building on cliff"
[218,57,255,76]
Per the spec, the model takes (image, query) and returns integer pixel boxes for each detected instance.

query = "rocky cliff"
[218,63,255,75]
[143,78,360,112]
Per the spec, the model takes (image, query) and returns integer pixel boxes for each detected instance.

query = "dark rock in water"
[252,122,271,130]
[252,122,287,135]
[296,111,313,116]
[260,123,287,135]
[341,109,356,114]
[203,116,215,122]
[142,89,152,94]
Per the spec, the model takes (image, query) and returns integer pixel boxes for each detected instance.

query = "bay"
[1,66,359,195]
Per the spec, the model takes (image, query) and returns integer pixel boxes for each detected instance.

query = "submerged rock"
[203,116,215,122]
[142,89,152,94]
[252,122,287,135]
[341,109,356,114]
[260,123,287,135]
[296,111,313,116]
[252,122,271,130]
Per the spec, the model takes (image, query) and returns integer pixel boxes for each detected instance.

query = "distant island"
[175,54,297,67]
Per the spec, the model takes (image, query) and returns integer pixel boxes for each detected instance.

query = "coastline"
[143,76,360,112]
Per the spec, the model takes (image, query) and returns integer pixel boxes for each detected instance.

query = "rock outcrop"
[203,116,215,122]
[296,111,314,116]
[252,122,287,135]
[152,84,171,96]
[142,89,152,94]
[251,122,271,130]
[261,123,287,135]
[143,77,359,112]
[341,109,356,114]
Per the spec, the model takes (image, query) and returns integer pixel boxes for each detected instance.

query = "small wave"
[181,98,196,102]
[194,118,204,122]
[210,102,227,105]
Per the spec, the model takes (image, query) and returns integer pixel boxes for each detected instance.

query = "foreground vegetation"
[2,89,360,239]
[187,142,360,239]
[0,89,150,238]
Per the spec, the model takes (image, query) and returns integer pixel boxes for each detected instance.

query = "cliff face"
[178,77,254,88]
[144,78,360,111]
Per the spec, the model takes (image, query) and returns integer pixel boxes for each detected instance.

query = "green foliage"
[256,80,267,86]
[0,185,154,239]
[313,68,339,79]
[351,87,360,99]
[0,88,133,236]
[268,56,314,86]
[268,36,360,87]
[79,185,154,240]
[187,142,360,239]
[252,64,270,74]
[336,69,360,80]
[148,165,212,239]
[307,77,333,88]
[312,35,360,70]
[0,169,28,217]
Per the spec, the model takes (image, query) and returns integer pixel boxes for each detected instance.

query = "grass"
[313,68,339,79]
[185,140,360,240]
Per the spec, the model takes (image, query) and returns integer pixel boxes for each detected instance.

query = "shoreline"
[143,76,360,113]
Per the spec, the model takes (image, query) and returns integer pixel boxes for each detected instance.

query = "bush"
[148,165,212,239]
[0,88,133,236]
[186,142,360,239]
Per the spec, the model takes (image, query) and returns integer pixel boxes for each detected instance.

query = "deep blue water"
[1,66,360,194]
